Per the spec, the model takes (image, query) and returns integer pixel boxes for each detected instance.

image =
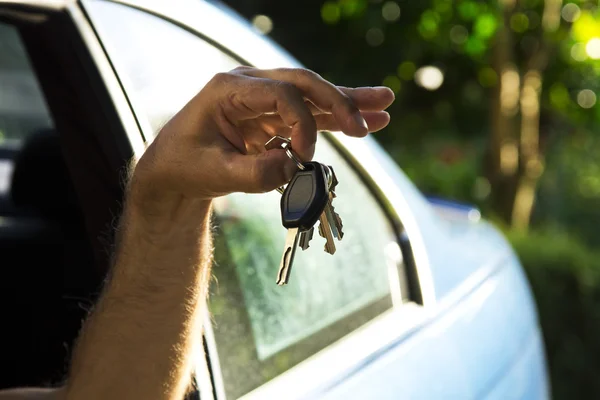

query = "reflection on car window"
[0,23,53,145]
[85,1,241,135]
[211,140,398,399]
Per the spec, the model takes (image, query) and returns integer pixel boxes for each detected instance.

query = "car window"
[211,141,400,398]
[85,4,404,399]
[0,22,54,194]
[85,1,242,136]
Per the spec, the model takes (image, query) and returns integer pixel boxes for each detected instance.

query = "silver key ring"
[285,147,305,171]
[265,135,306,171]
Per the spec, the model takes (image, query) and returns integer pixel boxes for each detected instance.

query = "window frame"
[78,1,426,399]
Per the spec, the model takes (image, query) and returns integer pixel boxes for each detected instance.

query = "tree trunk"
[488,0,561,230]
[488,0,520,224]
[512,70,544,231]
[510,0,561,231]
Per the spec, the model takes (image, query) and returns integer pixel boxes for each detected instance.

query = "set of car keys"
[265,136,344,286]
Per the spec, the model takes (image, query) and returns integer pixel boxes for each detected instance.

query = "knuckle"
[273,80,299,97]
[339,92,358,112]
[231,65,253,74]
[211,72,234,85]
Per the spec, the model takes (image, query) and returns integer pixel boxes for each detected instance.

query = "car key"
[299,226,314,250]
[323,165,344,240]
[277,162,330,285]
[314,164,343,254]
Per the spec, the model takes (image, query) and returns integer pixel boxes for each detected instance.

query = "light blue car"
[0,0,550,398]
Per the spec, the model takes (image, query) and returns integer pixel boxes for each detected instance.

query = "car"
[0,0,550,399]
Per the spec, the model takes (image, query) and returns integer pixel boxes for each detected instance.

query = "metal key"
[324,165,344,240]
[277,162,330,285]
[314,164,344,254]
[299,227,314,250]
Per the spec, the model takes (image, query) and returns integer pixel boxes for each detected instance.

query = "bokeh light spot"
[473,177,491,200]
[478,67,498,87]
[458,1,479,21]
[366,28,385,46]
[382,75,402,93]
[321,2,341,24]
[450,25,469,44]
[397,61,416,80]
[585,37,600,59]
[577,89,597,108]
[464,36,486,56]
[251,15,273,34]
[474,13,498,39]
[510,13,530,33]
[340,0,367,18]
[415,66,444,91]
[561,3,581,23]
[571,42,588,61]
[419,10,440,39]
[382,1,401,22]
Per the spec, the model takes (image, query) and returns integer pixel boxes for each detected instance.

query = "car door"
[80,1,428,398]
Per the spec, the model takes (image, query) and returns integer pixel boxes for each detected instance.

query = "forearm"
[64,185,213,400]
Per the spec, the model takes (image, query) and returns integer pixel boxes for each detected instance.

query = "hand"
[132,67,394,204]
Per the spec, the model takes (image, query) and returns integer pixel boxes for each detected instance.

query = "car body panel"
[74,1,549,398]
[318,255,547,400]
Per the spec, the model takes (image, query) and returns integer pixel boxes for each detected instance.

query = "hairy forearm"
[64,181,213,400]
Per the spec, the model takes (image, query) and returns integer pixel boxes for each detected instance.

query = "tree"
[224,0,600,232]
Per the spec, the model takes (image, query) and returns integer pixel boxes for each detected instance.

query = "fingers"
[339,87,395,112]
[239,68,369,137]
[315,111,391,133]
[214,74,317,160]
[250,111,391,138]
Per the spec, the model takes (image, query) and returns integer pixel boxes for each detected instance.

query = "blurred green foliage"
[224,0,600,397]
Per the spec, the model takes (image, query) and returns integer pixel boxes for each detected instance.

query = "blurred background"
[221,0,600,398]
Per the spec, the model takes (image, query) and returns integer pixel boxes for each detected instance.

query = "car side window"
[86,4,404,399]
[211,140,401,398]
[0,22,54,194]
[85,1,242,135]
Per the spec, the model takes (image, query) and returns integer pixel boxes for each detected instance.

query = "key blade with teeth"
[299,227,314,250]
[318,213,336,254]
[277,227,300,285]
[326,195,344,240]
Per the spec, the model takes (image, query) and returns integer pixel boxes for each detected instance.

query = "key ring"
[285,148,305,171]
[265,136,305,171]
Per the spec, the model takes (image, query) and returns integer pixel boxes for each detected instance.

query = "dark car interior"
[0,3,129,391]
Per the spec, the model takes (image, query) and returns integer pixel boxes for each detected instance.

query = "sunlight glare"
[414,66,444,91]
[585,37,600,59]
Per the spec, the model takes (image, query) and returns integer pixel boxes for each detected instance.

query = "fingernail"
[353,112,369,131]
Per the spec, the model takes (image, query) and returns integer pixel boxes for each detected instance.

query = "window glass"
[0,23,53,145]
[85,4,401,398]
[211,141,398,398]
[0,22,53,195]
[85,1,242,135]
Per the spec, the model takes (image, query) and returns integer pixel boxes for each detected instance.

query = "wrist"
[124,169,213,239]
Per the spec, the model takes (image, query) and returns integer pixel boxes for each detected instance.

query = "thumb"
[227,149,299,194]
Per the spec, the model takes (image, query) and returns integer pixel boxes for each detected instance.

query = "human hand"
[132,67,394,206]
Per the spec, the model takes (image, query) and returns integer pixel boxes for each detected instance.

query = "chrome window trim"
[67,1,146,160]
